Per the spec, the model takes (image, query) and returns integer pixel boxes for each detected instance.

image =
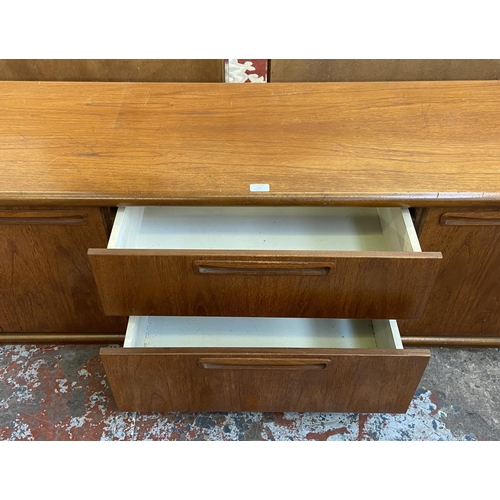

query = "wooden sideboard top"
[1,81,499,207]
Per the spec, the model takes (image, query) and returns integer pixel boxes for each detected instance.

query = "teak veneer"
[1,81,500,411]
[0,81,499,207]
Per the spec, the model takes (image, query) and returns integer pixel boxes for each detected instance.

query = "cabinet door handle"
[0,210,88,225]
[194,260,331,276]
[198,358,331,370]
[440,212,500,226]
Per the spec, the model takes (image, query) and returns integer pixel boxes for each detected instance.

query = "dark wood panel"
[400,207,500,337]
[402,337,500,347]
[270,59,500,82]
[1,81,500,207]
[440,212,500,226]
[0,60,224,82]
[0,207,127,333]
[0,333,125,343]
[88,249,442,319]
[0,209,88,225]
[101,347,430,413]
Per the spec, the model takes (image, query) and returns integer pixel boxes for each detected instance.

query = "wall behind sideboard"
[0,59,225,82]
[269,59,500,82]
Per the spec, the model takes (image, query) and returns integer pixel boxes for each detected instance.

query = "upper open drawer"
[88,207,442,318]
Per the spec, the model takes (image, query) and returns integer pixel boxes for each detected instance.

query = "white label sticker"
[250,183,270,192]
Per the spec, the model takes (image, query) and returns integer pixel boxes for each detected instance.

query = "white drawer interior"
[124,316,404,350]
[109,206,421,252]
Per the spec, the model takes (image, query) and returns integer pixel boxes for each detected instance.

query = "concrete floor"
[1,344,499,440]
[419,347,500,440]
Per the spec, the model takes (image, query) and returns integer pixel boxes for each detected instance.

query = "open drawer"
[100,316,430,413]
[89,206,442,319]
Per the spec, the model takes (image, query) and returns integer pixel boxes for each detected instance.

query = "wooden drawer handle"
[440,212,500,226]
[194,260,331,276]
[199,358,331,370]
[0,210,88,225]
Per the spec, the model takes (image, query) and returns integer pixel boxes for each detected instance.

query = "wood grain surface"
[1,81,500,206]
[402,336,500,347]
[88,249,442,319]
[400,207,500,337]
[0,209,88,225]
[0,333,126,343]
[440,212,500,226]
[100,347,430,413]
[0,207,127,334]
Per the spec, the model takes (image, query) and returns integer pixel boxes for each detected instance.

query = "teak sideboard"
[1,81,499,413]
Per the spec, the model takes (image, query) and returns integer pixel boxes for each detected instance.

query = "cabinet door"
[399,208,500,339]
[0,207,127,335]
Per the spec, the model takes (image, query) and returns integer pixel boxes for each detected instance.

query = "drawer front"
[89,249,442,319]
[100,347,430,413]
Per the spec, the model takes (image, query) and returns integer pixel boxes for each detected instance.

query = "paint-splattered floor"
[1,344,498,440]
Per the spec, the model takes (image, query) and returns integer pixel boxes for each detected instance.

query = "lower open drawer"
[101,316,429,413]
